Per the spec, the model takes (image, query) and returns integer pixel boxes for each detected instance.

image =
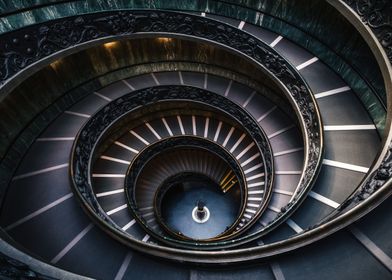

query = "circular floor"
[161,179,241,240]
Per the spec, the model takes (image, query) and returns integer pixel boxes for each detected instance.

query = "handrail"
[0,0,385,125]
[0,11,322,244]
[3,10,323,263]
[127,137,247,244]
[72,85,275,249]
[316,0,392,219]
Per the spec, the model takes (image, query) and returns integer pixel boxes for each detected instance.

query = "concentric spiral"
[0,4,389,279]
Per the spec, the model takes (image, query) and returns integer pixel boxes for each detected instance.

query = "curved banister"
[0,10,323,248]
[5,1,392,268]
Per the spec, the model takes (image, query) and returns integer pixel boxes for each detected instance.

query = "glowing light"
[156,37,172,43]
[103,41,118,49]
[50,59,62,71]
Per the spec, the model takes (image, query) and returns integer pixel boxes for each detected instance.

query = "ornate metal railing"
[125,137,247,244]
[0,9,326,264]
[0,1,384,133]
[71,85,275,248]
[342,0,392,61]
[0,10,322,242]
[312,0,392,219]
[0,0,389,269]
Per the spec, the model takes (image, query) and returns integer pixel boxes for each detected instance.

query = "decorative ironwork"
[331,0,392,212]
[58,11,322,250]
[344,0,392,61]
[125,137,247,244]
[340,142,392,208]
[1,10,322,239]
[0,9,326,259]
[0,252,54,279]
[71,85,274,248]
[2,2,390,265]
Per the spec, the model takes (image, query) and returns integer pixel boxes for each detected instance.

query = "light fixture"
[103,41,118,49]
[156,37,172,43]
[49,59,62,71]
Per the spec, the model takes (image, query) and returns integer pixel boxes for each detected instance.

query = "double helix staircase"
[0,1,390,279]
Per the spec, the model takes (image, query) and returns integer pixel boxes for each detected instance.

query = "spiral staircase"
[0,1,391,279]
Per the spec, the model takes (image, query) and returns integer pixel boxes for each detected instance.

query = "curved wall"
[0,0,386,131]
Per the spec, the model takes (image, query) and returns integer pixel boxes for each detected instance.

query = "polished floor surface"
[161,179,240,240]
